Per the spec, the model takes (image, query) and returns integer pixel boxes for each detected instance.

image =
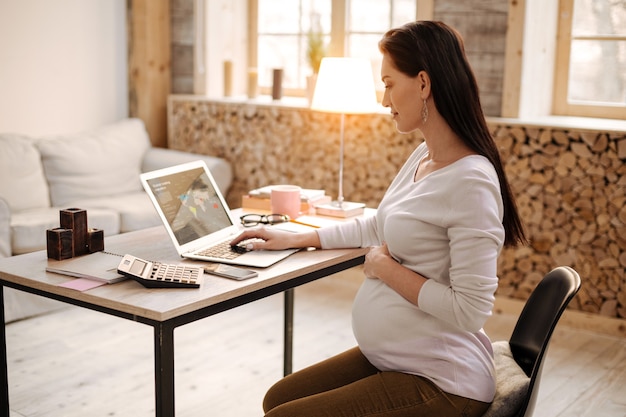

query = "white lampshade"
[310,57,378,114]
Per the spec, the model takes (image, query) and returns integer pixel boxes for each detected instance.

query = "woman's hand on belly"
[363,243,394,279]
[364,243,427,306]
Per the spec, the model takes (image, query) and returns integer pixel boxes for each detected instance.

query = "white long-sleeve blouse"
[317,142,505,402]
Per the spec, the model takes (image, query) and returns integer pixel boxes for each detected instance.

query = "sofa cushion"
[37,118,151,207]
[0,134,50,211]
[11,207,120,255]
[0,198,11,258]
[65,192,161,233]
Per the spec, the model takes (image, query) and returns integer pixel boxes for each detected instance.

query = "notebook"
[140,160,298,268]
[46,251,126,284]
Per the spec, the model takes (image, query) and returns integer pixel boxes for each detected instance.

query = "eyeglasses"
[240,213,290,227]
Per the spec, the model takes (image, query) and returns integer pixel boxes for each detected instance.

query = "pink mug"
[270,185,301,219]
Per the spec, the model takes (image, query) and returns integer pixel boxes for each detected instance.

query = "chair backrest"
[508,266,581,417]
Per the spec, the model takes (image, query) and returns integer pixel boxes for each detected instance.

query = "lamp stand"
[314,113,365,218]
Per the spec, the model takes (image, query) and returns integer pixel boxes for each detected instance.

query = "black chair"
[485,266,581,417]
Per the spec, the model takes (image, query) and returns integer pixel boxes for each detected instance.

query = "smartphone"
[203,264,258,281]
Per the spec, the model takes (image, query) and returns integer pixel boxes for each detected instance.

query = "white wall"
[0,0,128,136]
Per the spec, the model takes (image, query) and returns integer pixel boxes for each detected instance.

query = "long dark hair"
[379,21,527,247]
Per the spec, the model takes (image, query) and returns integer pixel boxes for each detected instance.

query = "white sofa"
[0,118,233,322]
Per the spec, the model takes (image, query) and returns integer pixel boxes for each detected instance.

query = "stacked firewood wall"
[493,125,626,318]
[168,97,626,319]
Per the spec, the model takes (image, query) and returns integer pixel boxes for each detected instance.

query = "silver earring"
[421,99,428,123]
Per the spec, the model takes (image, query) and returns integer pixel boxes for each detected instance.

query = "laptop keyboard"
[196,241,242,260]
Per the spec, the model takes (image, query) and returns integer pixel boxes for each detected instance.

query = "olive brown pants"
[263,347,490,417]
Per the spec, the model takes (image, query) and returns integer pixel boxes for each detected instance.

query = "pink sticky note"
[59,278,106,291]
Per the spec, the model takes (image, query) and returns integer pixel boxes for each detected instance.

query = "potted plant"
[306,15,325,104]
[307,29,325,75]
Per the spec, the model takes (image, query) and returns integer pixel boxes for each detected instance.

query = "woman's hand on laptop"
[230,228,321,251]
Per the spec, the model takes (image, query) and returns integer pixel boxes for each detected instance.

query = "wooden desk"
[0,226,368,417]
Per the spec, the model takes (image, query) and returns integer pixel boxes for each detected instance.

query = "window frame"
[248,0,430,96]
[552,0,626,119]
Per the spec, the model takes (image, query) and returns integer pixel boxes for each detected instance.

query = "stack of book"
[314,201,366,218]
[241,186,331,214]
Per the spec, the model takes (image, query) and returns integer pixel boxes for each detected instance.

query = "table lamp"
[310,57,378,217]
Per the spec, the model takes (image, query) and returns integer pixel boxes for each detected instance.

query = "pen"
[289,219,320,228]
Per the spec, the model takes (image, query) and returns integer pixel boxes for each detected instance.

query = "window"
[554,0,626,119]
[254,0,419,95]
[256,0,332,96]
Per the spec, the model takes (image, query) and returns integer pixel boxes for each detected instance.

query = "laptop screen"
[143,166,233,246]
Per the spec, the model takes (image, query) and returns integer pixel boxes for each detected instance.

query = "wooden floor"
[6,266,626,417]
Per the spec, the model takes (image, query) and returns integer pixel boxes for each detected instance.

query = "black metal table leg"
[283,288,294,376]
[0,286,8,417]
[154,321,175,417]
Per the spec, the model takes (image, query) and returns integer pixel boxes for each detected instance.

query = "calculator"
[117,254,202,288]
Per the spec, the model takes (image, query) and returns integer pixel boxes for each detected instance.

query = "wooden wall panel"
[171,0,194,94]
[127,0,171,147]
[434,0,509,116]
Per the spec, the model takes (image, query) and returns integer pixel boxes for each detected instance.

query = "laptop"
[140,160,298,268]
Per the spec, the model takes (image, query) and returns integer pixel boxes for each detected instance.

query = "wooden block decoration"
[60,208,88,256]
[46,228,74,260]
[87,228,105,253]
